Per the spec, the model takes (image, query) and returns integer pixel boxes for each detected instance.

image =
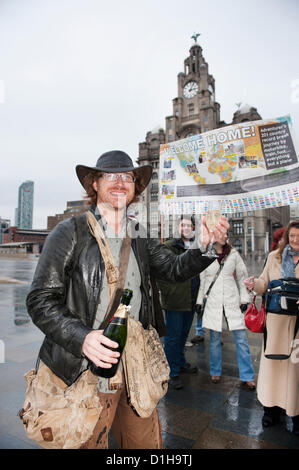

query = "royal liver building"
[137,36,289,257]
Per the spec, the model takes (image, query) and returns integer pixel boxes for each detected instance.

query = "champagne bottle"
[90,288,133,378]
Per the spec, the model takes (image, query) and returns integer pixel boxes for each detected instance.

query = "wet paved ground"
[0,256,298,451]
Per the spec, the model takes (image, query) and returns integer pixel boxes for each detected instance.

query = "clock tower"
[165,40,221,142]
[138,37,222,236]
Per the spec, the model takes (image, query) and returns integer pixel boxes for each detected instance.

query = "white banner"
[159,115,299,214]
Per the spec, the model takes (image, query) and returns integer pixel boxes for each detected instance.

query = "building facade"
[16,180,34,229]
[138,39,289,255]
[47,200,88,230]
[1,227,49,254]
[0,217,10,244]
[290,203,299,221]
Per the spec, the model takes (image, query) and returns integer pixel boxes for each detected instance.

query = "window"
[188,104,194,115]
[150,138,159,149]
[234,239,242,253]
[233,222,243,235]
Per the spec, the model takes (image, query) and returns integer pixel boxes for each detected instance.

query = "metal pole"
[244,220,247,257]
[251,226,255,253]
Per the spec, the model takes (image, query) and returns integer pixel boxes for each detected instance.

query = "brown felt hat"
[76,150,152,194]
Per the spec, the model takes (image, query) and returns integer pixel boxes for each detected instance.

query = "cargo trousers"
[80,383,163,449]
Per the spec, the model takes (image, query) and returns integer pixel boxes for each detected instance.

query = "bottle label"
[109,304,128,322]
[109,317,126,325]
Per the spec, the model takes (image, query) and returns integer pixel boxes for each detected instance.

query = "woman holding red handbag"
[244,220,299,436]
[196,232,255,389]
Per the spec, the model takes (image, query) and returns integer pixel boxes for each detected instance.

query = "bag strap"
[264,312,299,360]
[202,257,226,312]
[85,210,131,328]
[86,211,120,297]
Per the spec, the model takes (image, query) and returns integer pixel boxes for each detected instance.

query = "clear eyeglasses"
[99,172,136,183]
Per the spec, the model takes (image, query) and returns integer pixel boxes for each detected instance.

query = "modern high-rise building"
[16,180,34,229]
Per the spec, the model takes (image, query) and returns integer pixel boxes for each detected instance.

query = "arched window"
[188,104,194,115]
[150,138,159,149]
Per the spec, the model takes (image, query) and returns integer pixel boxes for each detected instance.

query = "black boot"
[292,415,299,436]
[262,406,281,427]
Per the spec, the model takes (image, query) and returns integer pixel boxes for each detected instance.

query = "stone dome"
[150,125,164,134]
[236,103,255,114]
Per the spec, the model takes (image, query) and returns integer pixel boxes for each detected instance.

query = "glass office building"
[16,180,34,229]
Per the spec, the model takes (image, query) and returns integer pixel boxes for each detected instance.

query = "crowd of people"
[24,151,299,448]
[25,150,228,450]
[160,221,299,438]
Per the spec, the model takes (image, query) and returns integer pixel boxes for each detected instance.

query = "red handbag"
[244,296,266,333]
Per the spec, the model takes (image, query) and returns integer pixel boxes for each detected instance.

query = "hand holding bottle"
[88,288,132,378]
[82,329,120,369]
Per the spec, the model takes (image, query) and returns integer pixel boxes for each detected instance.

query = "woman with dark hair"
[244,219,299,435]
[196,232,255,388]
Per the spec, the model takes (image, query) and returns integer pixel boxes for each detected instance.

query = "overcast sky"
[1,0,299,228]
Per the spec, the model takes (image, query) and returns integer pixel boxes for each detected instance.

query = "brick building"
[1,227,50,254]
[47,200,88,230]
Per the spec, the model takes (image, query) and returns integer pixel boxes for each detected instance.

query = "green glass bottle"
[90,288,133,378]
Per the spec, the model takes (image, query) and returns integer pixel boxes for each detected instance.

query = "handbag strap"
[86,210,131,328]
[202,257,226,311]
[263,310,299,360]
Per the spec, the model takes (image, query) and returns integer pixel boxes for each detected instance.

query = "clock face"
[183,81,198,99]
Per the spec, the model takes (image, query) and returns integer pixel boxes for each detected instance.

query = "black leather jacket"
[26,209,214,385]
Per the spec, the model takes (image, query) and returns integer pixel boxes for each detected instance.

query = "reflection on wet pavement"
[0,258,37,327]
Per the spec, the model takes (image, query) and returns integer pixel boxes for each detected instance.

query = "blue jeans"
[209,329,255,381]
[195,316,205,337]
[164,310,194,378]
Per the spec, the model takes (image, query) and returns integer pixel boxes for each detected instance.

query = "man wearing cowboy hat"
[26,150,229,449]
